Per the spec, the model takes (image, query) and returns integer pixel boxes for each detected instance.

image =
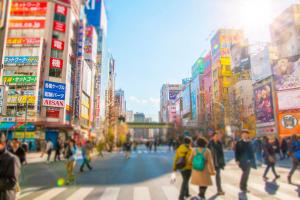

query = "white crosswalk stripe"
[223,184,261,200]
[33,187,66,200]
[134,187,151,200]
[66,187,94,200]
[251,182,296,200]
[162,185,179,200]
[98,187,120,200]
[17,187,40,199]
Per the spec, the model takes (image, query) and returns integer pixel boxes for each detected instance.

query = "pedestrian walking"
[0,133,21,200]
[288,135,300,184]
[46,140,53,163]
[80,141,93,172]
[281,138,289,160]
[9,139,26,165]
[189,137,215,200]
[65,139,77,185]
[274,138,282,160]
[235,129,256,193]
[262,137,280,181]
[252,137,263,167]
[173,137,193,200]
[154,138,158,152]
[208,132,225,195]
[54,137,63,162]
[40,139,47,158]
[124,141,132,159]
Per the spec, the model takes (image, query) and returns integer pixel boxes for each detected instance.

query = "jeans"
[199,186,207,199]
[54,149,61,161]
[215,168,223,192]
[263,164,278,177]
[289,158,300,177]
[80,158,92,171]
[255,152,263,166]
[240,164,251,191]
[179,170,192,199]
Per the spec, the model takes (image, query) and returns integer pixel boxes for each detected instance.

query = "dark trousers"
[216,168,223,192]
[179,170,191,199]
[199,186,207,199]
[289,158,300,177]
[54,149,61,161]
[80,158,92,171]
[47,149,52,161]
[263,164,278,177]
[240,164,251,191]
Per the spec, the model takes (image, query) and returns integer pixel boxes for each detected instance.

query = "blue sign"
[4,56,39,65]
[84,0,102,28]
[43,81,65,100]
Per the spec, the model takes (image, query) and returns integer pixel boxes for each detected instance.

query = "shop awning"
[15,122,36,131]
[0,122,16,130]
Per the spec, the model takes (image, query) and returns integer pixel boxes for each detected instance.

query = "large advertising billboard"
[84,0,102,28]
[277,89,300,111]
[254,83,275,125]
[4,56,38,65]
[192,57,204,79]
[6,37,40,46]
[182,85,191,116]
[191,76,200,120]
[10,1,47,16]
[231,44,250,73]
[169,90,180,101]
[272,55,300,91]
[278,112,300,137]
[43,81,65,108]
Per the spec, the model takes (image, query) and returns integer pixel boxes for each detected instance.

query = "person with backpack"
[235,129,256,193]
[65,139,77,185]
[173,137,193,200]
[262,137,280,181]
[189,137,215,200]
[288,134,300,184]
[208,132,225,196]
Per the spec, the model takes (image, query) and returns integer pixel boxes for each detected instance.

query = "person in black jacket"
[262,137,280,180]
[208,132,225,195]
[235,129,256,193]
[9,139,26,165]
[0,133,21,200]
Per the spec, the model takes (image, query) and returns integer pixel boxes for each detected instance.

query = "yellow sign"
[14,131,35,139]
[7,95,35,105]
[220,57,231,65]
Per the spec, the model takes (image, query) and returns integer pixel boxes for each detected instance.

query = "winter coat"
[0,149,21,200]
[208,140,225,169]
[235,140,256,169]
[189,148,215,186]
[263,142,276,165]
[173,144,192,171]
[9,147,26,165]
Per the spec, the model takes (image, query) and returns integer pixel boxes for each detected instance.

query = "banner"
[14,131,36,139]
[7,95,36,105]
[43,81,65,107]
[10,1,47,16]
[3,76,37,84]
[254,83,275,125]
[4,56,38,65]
[277,89,300,111]
[43,99,64,107]
[6,37,40,45]
[49,57,63,69]
[278,112,300,137]
[53,21,66,32]
[51,39,64,51]
[9,19,45,29]
[55,3,67,16]
[272,56,300,90]
[46,108,60,118]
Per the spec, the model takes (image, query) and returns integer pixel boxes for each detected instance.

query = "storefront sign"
[49,57,63,69]
[7,95,36,105]
[6,37,40,46]
[55,3,67,16]
[53,21,66,32]
[51,39,64,51]
[43,91,65,100]
[43,81,65,107]
[46,108,60,118]
[279,112,300,137]
[9,19,45,29]
[3,76,37,84]
[43,99,64,107]
[256,125,277,137]
[4,56,38,65]
[10,1,47,16]
[14,131,36,139]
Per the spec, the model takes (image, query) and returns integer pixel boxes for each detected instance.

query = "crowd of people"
[173,130,300,200]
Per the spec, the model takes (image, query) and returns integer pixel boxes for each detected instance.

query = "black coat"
[0,149,21,200]
[263,142,276,165]
[9,147,26,165]
[235,140,256,169]
[208,140,225,169]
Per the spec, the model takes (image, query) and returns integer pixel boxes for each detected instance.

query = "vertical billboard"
[191,76,200,120]
[192,57,204,79]
[272,55,300,91]
[84,0,102,28]
[182,84,191,116]
[0,0,7,28]
[254,83,275,125]
[43,81,66,108]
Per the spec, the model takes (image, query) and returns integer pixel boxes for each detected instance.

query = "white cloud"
[128,96,160,105]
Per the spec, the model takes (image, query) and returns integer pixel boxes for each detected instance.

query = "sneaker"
[263,176,269,181]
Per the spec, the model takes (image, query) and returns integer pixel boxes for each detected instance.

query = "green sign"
[3,76,37,84]
[127,122,174,129]
[192,57,205,78]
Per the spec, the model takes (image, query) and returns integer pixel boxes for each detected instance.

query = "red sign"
[10,1,47,16]
[50,57,63,69]
[46,109,60,118]
[51,39,64,51]
[53,21,66,32]
[43,99,65,107]
[55,4,67,16]
[9,19,45,29]
[6,37,40,45]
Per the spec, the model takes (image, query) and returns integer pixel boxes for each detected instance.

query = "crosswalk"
[18,178,300,200]
[117,150,172,155]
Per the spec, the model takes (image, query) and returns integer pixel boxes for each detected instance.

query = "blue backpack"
[192,148,206,171]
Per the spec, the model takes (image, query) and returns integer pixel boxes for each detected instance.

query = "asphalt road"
[18,146,300,200]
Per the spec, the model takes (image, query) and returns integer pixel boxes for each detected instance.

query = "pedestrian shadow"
[238,192,251,200]
[291,183,300,197]
[208,193,219,200]
[263,180,279,195]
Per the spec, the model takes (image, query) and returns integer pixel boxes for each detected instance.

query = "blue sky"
[105,0,295,121]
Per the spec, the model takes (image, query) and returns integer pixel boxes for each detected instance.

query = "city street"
[18,146,300,200]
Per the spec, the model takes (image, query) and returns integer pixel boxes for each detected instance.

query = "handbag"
[268,155,276,164]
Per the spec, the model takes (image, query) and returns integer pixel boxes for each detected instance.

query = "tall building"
[134,112,145,122]
[0,0,86,147]
[125,110,134,122]
[114,89,126,118]
[210,29,244,131]
[159,84,182,123]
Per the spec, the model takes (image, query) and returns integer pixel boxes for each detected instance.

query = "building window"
[54,13,66,23]
[49,68,62,78]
